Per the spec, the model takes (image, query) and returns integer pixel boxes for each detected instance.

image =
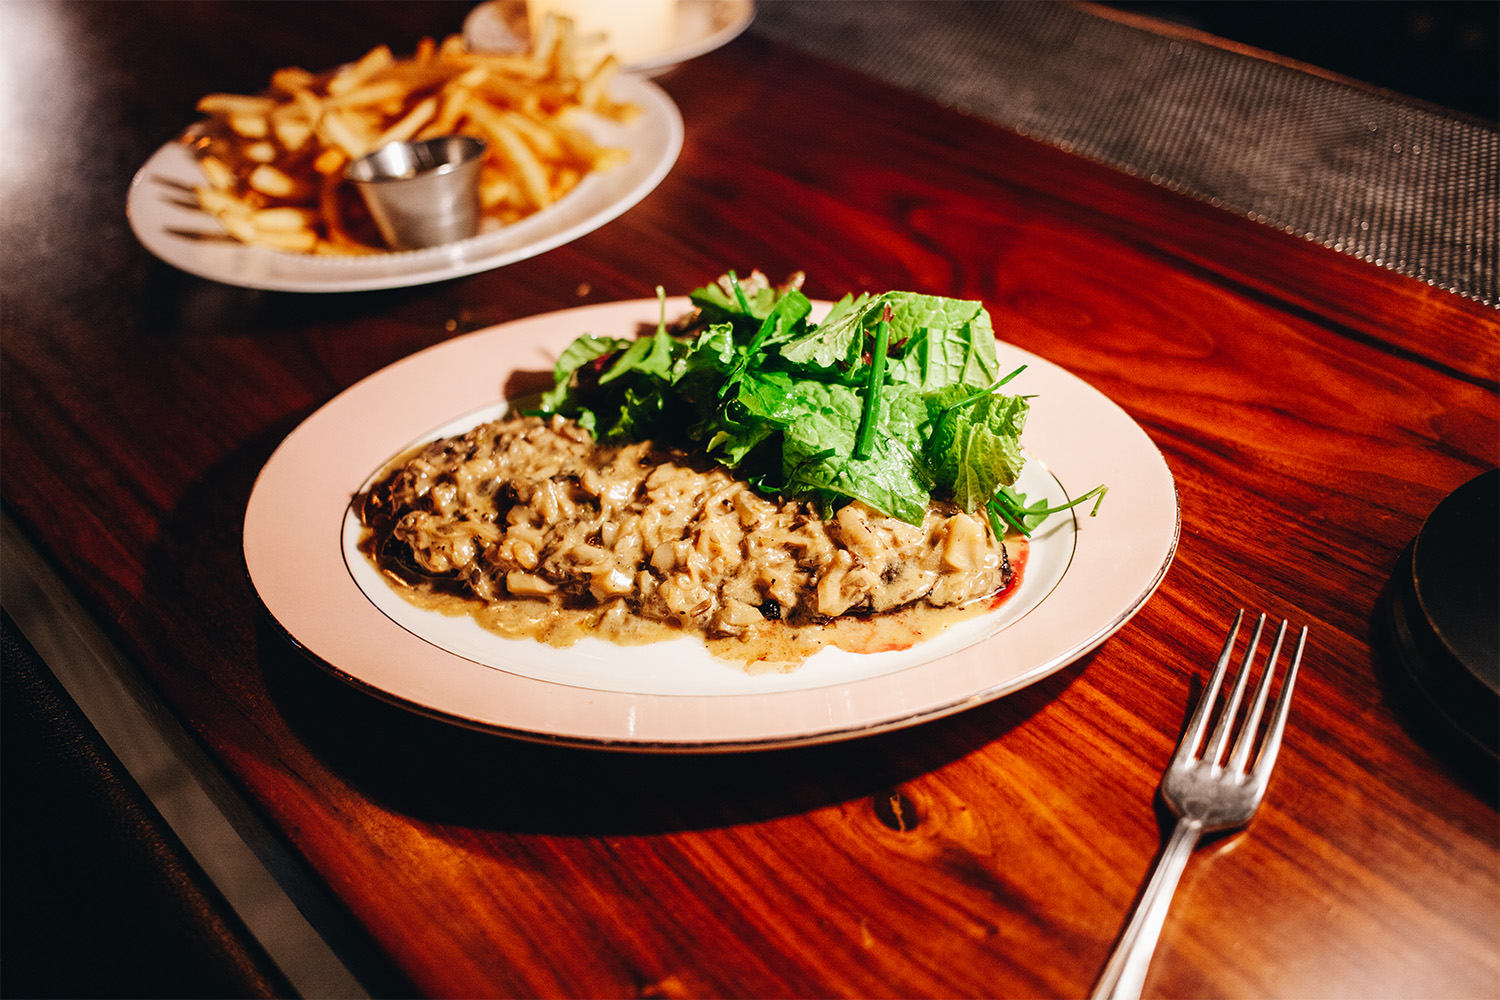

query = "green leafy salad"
[537,273,1105,538]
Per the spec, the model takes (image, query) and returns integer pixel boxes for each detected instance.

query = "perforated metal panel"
[752,1,1498,305]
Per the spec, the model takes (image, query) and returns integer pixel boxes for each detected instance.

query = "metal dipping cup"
[345,135,486,250]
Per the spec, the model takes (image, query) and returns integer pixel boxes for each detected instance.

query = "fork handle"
[1090,816,1204,1000]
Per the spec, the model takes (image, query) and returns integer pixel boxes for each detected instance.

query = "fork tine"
[1227,620,1288,773]
[1095,616,1308,1000]
[1248,625,1308,788]
[1202,613,1266,766]
[1173,610,1243,765]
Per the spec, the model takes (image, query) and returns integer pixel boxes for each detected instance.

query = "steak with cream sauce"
[358,414,1016,667]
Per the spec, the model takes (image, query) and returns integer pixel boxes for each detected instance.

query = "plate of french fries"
[127,19,682,292]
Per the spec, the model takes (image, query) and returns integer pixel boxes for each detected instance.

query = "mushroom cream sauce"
[357,413,1025,672]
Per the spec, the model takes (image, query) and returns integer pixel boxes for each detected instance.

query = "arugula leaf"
[888,320,999,391]
[719,290,813,399]
[537,272,1103,531]
[688,270,782,323]
[599,295,676,385]
[537,334,629,413]
[707,369,802,467]
[779,292,869,369]
[774,380,931,524]
[928,387,1029,512]
[991,484,1109,536]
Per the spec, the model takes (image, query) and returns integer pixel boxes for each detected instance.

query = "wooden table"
[3,3,1496,997]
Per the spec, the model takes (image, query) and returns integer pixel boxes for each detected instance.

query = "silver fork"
[1091,610,1309,1000]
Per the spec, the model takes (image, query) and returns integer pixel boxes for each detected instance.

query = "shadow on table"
[129,423,1094,998]
[2,614,295,1000]
[134,363,1089,844]
[257,615,1092,836]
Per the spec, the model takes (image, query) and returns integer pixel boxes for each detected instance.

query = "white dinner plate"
[125,75,682,293]
[244,297,1179,750]
[463,0,755,75]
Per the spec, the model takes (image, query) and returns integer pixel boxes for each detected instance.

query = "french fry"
[460,52,551,81]
[453,64,491,89]
[195,185,254,218]
[316,109,374,160]
[551,165,582,198]
[236,219,318,252]
[312,147,348,176]
[326,78,410,110]
[289,86,324,126]
[499,110,564,160]
[218,213,260,243]
[478,171,516,209]
[548,120,606,166]
[260,229,319,252]
[419,82,478,140]
[270,66,317,95]
[186,17,637,255]
[196,93,278,117]
[327,44,393,96]
[247,164,312,201]
[243,140,278,163]
[473,74,549,116]
[373,96,437,148]
[576,55,618,111]
[271,108,314,152]
[198,155,236,190]
[252,206,318,232]
[227,112,271,138]
[487,117,553,210]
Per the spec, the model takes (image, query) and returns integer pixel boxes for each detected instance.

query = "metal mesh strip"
[750,1,1498,305]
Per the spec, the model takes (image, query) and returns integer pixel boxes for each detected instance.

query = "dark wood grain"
[2,3,1496,998]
